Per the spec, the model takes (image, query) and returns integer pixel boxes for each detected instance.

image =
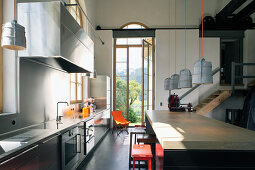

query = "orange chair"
[132,144,153,170]
[111,111,130,135]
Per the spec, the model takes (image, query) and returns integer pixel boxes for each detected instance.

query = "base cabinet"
[94,110,110,144]
[0,145,39,170]
[39,135,60,170]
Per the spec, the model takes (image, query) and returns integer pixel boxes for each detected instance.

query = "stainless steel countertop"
[0,109,109,161]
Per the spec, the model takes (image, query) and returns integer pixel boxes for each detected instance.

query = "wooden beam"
[216,0,247,23]
[232,1,255,22]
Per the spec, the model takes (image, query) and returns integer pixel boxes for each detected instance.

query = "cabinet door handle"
[87,136,95,143]
[42,134,59,144]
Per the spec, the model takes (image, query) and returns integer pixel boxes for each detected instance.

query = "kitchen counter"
[0,109,109,162]
[146,110,255,169]
[146,110,255,150]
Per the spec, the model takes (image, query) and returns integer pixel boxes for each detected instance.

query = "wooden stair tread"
[194,90,231,115]
[247,80,255,87]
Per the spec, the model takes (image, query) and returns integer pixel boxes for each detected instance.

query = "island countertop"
[146,110,255,150]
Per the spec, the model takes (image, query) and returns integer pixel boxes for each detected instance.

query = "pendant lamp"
[192,58,212,84]
[164,77,171,90]
[179,0,192,88]
[169,74,180,90]
[180,68,192,87]
[1,0,26,50]
[192,0,213,84]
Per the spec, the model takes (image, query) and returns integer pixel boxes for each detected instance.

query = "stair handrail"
[180,67,220,100]
[231,62,255,94]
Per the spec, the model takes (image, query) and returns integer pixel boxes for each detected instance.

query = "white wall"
[2,0,17,113]
[83,0,96,27]
[94,31,113,77]
[94,30,113,109]
[95,0,230,28]
[155,29,200,110]
[198,38,220,103]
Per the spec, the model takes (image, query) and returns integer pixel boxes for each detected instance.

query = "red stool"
[156,144,164,170]
[132,144,153,170]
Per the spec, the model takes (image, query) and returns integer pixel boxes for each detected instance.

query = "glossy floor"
[78,128,148,170]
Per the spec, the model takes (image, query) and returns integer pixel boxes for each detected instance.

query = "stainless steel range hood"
[17,1,94,73]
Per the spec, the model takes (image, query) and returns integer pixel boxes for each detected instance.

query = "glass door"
[142,40,153,123]
[129,47,143,124]
[115,46,129,120]
[114,38,154,125]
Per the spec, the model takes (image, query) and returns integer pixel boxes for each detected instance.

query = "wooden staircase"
[194,89,232,115]
[247,79,255,87]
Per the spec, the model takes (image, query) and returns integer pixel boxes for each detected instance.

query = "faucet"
[57,102,69,123]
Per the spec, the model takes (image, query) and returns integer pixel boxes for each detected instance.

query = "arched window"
[116,22,152,45]
[121,22,148,29]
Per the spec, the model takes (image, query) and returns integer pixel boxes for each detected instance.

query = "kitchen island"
[146,110,255,169]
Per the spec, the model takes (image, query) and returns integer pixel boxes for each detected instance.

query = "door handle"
[87,136,95,143]
[77,134,81,153]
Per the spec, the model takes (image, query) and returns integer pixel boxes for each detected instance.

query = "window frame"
[68,0,83,28]
[70,73,83,104]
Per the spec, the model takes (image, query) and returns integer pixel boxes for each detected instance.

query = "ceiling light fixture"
[192,0,213,84]
[1,0,26,50]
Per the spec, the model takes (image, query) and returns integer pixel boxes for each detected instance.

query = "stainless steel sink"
[0,141,28,154]
[0,129,45,154]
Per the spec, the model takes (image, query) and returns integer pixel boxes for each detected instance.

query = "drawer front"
[86,137,94,155]
[86,119,94,142]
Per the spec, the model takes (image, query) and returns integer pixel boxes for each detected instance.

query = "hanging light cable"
[192,0,213,84]
[164,0,172,90]
[1,0,26,50]
[170,0,180,90]
[180,0,192,88]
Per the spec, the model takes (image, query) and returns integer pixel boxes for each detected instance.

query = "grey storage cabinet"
[0,145,39,170]
[39,135,60,170]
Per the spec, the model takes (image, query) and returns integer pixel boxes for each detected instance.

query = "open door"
[142,40,154,125]
[220,39,243,85]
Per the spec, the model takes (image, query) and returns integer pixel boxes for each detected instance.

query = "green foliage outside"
[128,107,138,123]
[116,77,141,123]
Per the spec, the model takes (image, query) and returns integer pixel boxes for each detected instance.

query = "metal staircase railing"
[231,62,255,94]
[180,67,220,100]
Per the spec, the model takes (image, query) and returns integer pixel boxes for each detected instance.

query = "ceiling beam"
[216,0,247,23]
[232,0,255,22]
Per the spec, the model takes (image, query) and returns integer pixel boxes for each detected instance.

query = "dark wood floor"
[77,128,147,170]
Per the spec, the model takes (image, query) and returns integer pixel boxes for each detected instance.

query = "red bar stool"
[132,144,153,170]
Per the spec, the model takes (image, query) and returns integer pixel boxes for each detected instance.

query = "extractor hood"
[17,1,94,73]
